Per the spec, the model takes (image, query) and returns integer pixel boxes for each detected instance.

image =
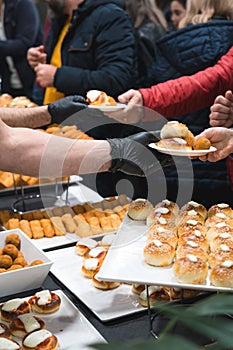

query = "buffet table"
[0,181,230,348]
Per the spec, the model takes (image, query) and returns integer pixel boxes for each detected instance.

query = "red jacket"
[139,46,233,120]
[139,46,233,188]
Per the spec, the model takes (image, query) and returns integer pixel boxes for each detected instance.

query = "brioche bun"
[143,240,175,266]
[210,260,233,288]
[127,198,153,221]
[173,255,208,284]
[160,121,189,139]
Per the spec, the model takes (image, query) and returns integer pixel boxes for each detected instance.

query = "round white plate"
[149,143,217,156]
[88,103,126,112]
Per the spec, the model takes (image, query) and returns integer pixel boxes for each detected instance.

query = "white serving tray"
[97,216,233,293]
[46,247,145,321]
[0,229,52,297]
[0,290,106,350]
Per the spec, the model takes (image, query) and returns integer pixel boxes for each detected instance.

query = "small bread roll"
[143,240,175,266]
[173,255,208,284]
[210,232,233,251]
[28,290,61,314]
[205,214,233,230]
[160,121,189,139]
[179,201,207,219]
[127,198,153,221]
[176,242,208,262]
[177,230,209,252]
[210,260,233,288]
[208,203,233,218]
[154,199,179,216]
[92,274,120,290]
[138,286,170,307]
[99,216,113,233]
[152,206,176,223]
[208,245,233,268]
[147,227,178,249]
[176,209,205,226]
[206,223,233,242]
[177,220,207,237]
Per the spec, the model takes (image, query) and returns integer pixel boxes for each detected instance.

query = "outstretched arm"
[0,118,111,177]
[0,120,173,179]
[195,127,233,162]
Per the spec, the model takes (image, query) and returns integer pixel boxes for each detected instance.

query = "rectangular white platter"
[0,289,106,350]
[97,216,233,293]
[46,247,145,322]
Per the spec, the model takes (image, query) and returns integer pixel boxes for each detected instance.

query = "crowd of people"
[0,0,232,208]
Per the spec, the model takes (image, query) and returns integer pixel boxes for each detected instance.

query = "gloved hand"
[47,95,118,136]
[47,95,88,124]
[107,131,174,176]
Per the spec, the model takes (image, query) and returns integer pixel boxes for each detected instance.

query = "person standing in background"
[0,0,42,100]
[27,0,137,106]
[170,0,186,29]
[124,0,167,87]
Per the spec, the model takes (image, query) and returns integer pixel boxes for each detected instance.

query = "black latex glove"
[47,95,119,136]
[107,131,174,176]
[47,95,88,124]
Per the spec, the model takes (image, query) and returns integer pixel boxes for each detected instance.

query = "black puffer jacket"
[45,0,137,99]
[0,0,42,99]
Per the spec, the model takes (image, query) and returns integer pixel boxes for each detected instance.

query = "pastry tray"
[0,289,106,349]
[46,246,145,321]
[97,216,233,293]
[0,175,82,197]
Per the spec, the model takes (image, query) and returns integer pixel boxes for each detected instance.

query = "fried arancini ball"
[0,248,3,255]
[5,233,21,249]
[14,257,27,267]
[7,264,23,271]
[30,259,43,266]
[3,244,19,260]
[0,254,13,268]
[193,137,211,150]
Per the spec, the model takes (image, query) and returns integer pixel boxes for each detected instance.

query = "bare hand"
[27,45,47,69]
[104,104,144,124]
[118,89,143,105]
[192,127,233,162]
[209,90,233,128]
[35,64,57,88]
